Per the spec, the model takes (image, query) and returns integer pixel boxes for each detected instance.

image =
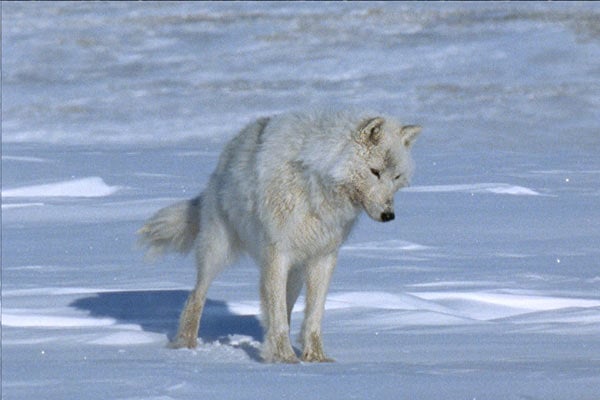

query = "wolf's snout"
[380,211,395,222]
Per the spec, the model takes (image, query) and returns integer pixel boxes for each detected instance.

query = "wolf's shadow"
[70,290,263,360]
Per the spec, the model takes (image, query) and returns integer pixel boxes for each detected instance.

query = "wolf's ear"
[358,117,385,145]
[400,125,421,147]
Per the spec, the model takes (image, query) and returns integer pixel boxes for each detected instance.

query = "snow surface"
[2,2,600,400]
[2,176,121,198]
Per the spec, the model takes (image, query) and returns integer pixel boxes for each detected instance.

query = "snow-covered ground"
[2,2,600,399]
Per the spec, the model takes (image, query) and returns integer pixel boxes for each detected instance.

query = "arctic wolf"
[139,109,421,363]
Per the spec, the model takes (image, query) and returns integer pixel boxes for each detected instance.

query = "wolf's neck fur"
[305,172,362,244]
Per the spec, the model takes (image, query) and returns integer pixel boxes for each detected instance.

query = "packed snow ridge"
[405,183,540,196]
[2,177,120,198]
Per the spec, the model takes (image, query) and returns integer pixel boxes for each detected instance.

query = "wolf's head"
[340,115,421,222]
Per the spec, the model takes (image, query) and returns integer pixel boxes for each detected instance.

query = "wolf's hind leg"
[170,216,238,349]
[170,279,209,349]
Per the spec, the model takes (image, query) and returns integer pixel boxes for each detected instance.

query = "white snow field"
[2,2,600,400]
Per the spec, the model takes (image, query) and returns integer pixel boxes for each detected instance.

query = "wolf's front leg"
[260,248,299,363]
[300,253,337,362]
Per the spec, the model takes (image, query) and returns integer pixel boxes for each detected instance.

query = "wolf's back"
[138,196,201,258]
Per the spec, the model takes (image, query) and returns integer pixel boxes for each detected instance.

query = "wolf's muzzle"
[380,211,395,222]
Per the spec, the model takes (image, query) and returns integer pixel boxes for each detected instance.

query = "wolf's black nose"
[381,212,395,222]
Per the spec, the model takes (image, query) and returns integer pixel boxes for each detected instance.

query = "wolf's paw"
[301,348,335,363]
[261,346,300,364]
[300,332,335,362]
[264,351,300,364]
[168,336,198,350]
[261,333,299,363]
[300,332,334,362]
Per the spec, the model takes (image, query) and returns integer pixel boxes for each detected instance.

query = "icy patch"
[405,183,540,196]
[2,177,120,198]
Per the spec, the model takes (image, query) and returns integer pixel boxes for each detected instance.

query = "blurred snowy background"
[3,2,600,399]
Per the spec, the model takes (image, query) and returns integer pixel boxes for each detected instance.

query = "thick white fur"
[138,109,421,363]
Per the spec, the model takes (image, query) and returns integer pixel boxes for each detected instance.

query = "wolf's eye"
[370,168,381,179]
[394,174,402,180]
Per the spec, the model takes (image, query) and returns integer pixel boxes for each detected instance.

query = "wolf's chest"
[283,206,359,259]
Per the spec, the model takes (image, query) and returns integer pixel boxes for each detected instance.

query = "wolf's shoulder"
[264,107,396,141]
[273,107,381,127]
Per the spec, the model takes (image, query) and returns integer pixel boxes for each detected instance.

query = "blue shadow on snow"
[70,290,263,359]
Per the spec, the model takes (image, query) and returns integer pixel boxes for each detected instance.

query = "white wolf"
[139,109,421,363]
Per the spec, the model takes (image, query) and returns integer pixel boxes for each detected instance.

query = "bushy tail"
[138,196,201,259]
